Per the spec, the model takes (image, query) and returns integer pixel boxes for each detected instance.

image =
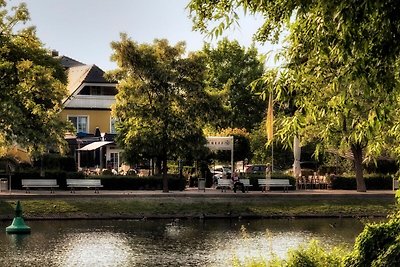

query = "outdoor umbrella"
[293,136,301,178]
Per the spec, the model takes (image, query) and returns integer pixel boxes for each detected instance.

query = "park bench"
[239,178,252,192]
[258,179,292,192]
[217,179,232,192]
[21,179,59,193]
[66,179,103,193]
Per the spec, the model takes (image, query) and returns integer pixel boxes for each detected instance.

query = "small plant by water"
[232,192,400,267]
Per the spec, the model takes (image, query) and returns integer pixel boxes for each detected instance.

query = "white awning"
[77,141,113,151]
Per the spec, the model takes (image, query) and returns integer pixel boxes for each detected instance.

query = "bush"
[330,174,392,190]
[99,174,182,190]
[234,240,345,267]
[344,213,400,266]
[33,154,76,172]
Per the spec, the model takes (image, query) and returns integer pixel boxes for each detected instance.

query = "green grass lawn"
[0,196,395,220]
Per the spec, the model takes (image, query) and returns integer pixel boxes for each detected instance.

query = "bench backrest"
[258,179,290,185]
[21,179,58,186]
[240,179,251,186]
[218,179,231,186]
[66,179,102,186]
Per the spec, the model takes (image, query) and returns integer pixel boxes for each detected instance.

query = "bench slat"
[66,179,102,193]
[217,179,231,192]
[21,179,59,193]
[239,179,253,192]
[258,179,292,192]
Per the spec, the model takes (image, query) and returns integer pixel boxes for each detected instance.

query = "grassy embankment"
[0,195,396,220]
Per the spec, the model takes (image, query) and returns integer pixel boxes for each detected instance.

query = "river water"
[0,218,374,266]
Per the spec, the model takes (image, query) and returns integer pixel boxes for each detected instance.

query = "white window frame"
[110,117,118,134]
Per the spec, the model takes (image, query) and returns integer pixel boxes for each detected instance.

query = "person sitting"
[232,172,245,193]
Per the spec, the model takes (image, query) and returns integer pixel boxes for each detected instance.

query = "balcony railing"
[65,95,115,109]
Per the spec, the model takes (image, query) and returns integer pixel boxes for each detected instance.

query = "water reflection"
[0,218,379,267]
[58,233,133,267]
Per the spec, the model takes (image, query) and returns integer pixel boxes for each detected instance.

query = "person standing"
[266,163,272,179]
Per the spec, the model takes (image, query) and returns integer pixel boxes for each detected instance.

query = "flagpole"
[266,92,274,174]
[271,144,274,172]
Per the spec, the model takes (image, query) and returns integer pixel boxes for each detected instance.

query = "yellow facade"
[59,109,112,134]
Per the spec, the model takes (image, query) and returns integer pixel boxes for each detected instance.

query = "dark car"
[243,164,267,174]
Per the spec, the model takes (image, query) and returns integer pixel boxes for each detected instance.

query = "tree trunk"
[162,158,169,193]
[351,143,366,192]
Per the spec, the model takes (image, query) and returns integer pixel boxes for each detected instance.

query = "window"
[90,86,101,95]
[68,115,88,133]
[110,117,117,134]
[78,85,117,96]
[110,152,119,170]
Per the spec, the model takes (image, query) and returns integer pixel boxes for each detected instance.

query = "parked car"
[243,164,268,174]
[210,165,231,180]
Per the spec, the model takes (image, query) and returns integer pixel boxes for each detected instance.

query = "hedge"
[5,171,393,191]
[330,174,393,190]
[7,171,184,191]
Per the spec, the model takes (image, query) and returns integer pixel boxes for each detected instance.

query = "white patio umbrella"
[293,136,301,178]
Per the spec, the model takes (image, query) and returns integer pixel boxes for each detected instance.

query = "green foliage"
[284,241,344,267]
[202,38,266,130]
[396,190,400,205]
[109,36,212,161]
[108,36,216,191]
[234,240,345,267]
[0,1,70,155]
[344,214,400,267]
[211,128,252,163]
[99,175,182,190]
[330,175,393,190]
[188,0,400,192]
[33,154,76,172]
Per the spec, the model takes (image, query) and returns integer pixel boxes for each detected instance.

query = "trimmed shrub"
[331,174,392,190]
[98,174,181,190]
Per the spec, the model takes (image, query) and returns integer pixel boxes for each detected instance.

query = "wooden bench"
[217,179,232,192]
[239,179,252,192]
[21,179,59,193]
[67,179,103,193]
[258,179,292,192]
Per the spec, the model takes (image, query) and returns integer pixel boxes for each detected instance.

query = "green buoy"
[6,201,31,234]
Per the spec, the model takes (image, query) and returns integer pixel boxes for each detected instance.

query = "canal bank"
[0,189,396,220]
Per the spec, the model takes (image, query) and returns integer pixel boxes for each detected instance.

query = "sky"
[9,0,282,71]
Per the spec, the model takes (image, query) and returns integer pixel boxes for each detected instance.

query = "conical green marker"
[6,201,31,234]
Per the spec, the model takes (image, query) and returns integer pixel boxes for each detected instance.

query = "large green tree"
[108,35,214,192]
[0,1,69,155]
[189,0,400,192]
[202,38,266,131]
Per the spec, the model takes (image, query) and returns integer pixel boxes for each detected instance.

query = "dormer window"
[91,87,101,95]
[79,85,117,96]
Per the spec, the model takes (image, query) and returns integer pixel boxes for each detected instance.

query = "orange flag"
[266,93,274,141]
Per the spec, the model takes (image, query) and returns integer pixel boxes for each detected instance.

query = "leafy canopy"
[108,35,213,166]
[202,38,266,131]
[189,0,400,191]
[0,0,70,155]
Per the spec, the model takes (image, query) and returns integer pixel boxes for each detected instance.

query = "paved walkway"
[0,188,396,199]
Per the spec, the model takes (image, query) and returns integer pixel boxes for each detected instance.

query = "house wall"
[59,109,113,134]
